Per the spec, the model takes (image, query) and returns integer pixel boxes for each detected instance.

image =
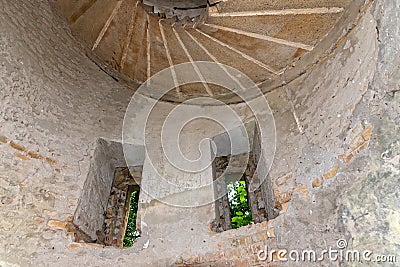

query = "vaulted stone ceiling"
[55,0,351,101]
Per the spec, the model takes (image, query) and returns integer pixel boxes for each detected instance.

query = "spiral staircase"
[55,0,351,101]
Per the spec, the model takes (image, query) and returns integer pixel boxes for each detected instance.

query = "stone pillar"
[135,103,217,255]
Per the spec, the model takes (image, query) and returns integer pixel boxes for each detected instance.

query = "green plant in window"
[123,190,140,247]
[228,180,253,229]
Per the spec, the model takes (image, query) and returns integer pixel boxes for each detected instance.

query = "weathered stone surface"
[47,220,68,230]
[0,0,398,266]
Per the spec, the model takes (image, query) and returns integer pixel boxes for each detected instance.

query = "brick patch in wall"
[0,134,61,169]
[339,123,373,164]
[176,223,278,266]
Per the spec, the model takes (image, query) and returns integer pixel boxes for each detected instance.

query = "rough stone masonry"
[0,0,399,266]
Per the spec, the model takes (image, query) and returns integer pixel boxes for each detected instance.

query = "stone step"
[56,0,92,22]
[92,0,137,71]
[173,26,213,63]
[160,21,211,96]
[133,15,150,83]
[173,27,232,96]
[159,20,191,65]
[215,0,352,13]
[119,3,150,79]
[185,28,274,84]
[198,24,299,72]
[70,0,120,47]
[148,14,171,77]
[207,12,343,46]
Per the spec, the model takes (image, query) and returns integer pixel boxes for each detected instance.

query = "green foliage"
[228,180,253,229]
[123,190,140,247]
[123,181,253,245]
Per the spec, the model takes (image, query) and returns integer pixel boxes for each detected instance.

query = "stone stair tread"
[173,27,213,63]
[93,0,137,71]
[199,25,298,71]
[70,0,120,47]
[56,0,93,22]
[159,21,210,96]
[148,14,171,77]
[133,17,149,83]
[120,3,149,79]
[216,0,352,13]
[176,26,226,95]
[159,21,191,65]
[207,13,343,46]
[185,28,273,83]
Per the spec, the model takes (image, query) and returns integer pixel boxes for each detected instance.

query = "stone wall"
[0,0,398,266]
[0,0,133,265]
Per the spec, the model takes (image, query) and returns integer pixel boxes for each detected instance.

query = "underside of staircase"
[55,0,351,102]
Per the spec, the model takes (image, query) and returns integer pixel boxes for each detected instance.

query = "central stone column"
[135,100,219,256]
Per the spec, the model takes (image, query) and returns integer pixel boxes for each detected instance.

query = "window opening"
[227,179,253,229]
